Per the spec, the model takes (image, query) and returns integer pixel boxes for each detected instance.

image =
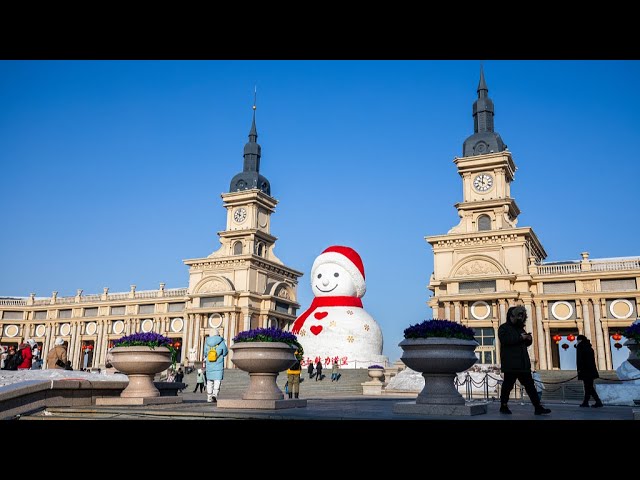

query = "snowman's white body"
[298,305,386,369]
[295,252,387,369]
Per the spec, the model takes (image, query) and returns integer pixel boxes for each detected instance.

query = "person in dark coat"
[315,359,323,381]
[307,362,315,379]
[576,335,603,408]
[498,306,551,415]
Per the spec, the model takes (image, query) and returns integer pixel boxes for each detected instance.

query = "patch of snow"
[0,369,127,388]
[616,361,640,384]
[385,367,500,393]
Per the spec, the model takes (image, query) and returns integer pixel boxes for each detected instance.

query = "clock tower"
[183,100,303,366]
[425,67,547,368]
[450,66,520,234]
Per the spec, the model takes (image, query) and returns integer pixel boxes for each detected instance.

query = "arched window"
[255,242,264,257]
[268,317,279,329]
[477,214,491,231]
[233,241,243,255]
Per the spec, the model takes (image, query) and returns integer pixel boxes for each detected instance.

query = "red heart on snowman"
[314,311,328,320]
[310,325,323,335]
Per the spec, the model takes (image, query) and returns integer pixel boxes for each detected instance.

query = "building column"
[523,301,537,367]
[94,320,104,367]
[493,324,501,364]
[602,324,613,370]
[543,323,553,369]
[499,300,507,324]
[444,302,451,321]
[580,300,592,342]
[591,299,607,370]
[70,322,80,369]
[182,313,192,362]
[534,301,547,370]
[454,302,461,322]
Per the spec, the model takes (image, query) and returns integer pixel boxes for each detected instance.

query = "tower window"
[233,241,243,255]
[477,214,491,231]
[255,242,265,257]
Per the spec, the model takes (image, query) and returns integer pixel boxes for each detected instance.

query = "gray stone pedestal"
[361,381,384,395]
[96,396,183,406]
[216,398,307,410]
[393,401,488,416]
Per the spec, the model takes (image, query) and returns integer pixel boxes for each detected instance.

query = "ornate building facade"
[0,106,302,370]
[426,68,640,371]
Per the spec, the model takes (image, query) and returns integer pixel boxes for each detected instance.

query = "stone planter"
[109,346,173,398]
[367,368,385,383]
[229,342,297,400]
[393,337,486,416]
[625,339,640,370]
[398,337,479,405]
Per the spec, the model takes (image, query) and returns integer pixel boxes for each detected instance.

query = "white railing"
[537,264,581,275]
[55,297,77,304]
[0,299,27,306]
[6,287,190,307]
[107,293,130,301]
[538,258,640,275]
[164,288,188,297]
[81,294,102,302]
[592,259,640,271]
[135,290,160,299]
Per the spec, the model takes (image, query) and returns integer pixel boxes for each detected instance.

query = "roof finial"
[477,63,488,94]
[249,85,257,140]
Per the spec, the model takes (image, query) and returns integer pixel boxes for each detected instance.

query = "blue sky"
[1,60,639,363]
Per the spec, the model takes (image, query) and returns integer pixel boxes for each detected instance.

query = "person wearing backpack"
[17,342,33,370]
[203,328,228,403]
[46,337,68,369]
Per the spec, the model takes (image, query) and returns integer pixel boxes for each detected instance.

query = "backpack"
[207,344,218,362]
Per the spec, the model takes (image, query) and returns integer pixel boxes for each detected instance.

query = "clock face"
[473,173,493,192]
[233,208,247,223]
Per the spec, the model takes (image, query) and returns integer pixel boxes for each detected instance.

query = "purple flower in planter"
[112,332,177,364]
[403,319,475,341]
[233,327,304,360]
[368,365,384,369]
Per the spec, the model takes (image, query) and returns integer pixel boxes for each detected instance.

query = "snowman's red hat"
[311,245,366,298]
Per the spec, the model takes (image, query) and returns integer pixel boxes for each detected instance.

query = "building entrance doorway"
[549,330,578,370]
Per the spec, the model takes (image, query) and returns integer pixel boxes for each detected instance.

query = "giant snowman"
[292,245,387,369]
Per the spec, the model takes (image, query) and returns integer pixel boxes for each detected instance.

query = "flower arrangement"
[623,322,640,343]
[112,332,178,364]
[233,327,304,361]
[368,364,384,369]
[403,319,475,341]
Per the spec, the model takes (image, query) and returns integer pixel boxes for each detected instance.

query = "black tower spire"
[229,88,271,195]
[462,66,506,157]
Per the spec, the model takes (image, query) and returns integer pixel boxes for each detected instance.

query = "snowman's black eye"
[334,272,339,277]
[317,274,322,278]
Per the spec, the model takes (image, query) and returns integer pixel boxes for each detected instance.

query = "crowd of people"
[0,339,42,370]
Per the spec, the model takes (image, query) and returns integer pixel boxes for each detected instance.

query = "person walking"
[46,337,68,370]
[203,328,228,403]
[331,360,340,382]
[286,353,302,399]
[576,335,603,408]
[307,361,315,379]
[498,306,551,415]
[193,368,205,393]
[315,359,323,381]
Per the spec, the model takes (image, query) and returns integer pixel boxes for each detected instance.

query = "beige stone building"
[426,68,639,371]
[0,107,302,370]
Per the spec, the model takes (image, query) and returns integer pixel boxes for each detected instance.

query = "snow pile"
[385,367,500,393]
[0,370,128,388]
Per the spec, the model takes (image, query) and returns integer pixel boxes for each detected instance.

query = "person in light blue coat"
[203,328,229,403]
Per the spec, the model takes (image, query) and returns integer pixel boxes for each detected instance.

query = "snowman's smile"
[315,284,338,293]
